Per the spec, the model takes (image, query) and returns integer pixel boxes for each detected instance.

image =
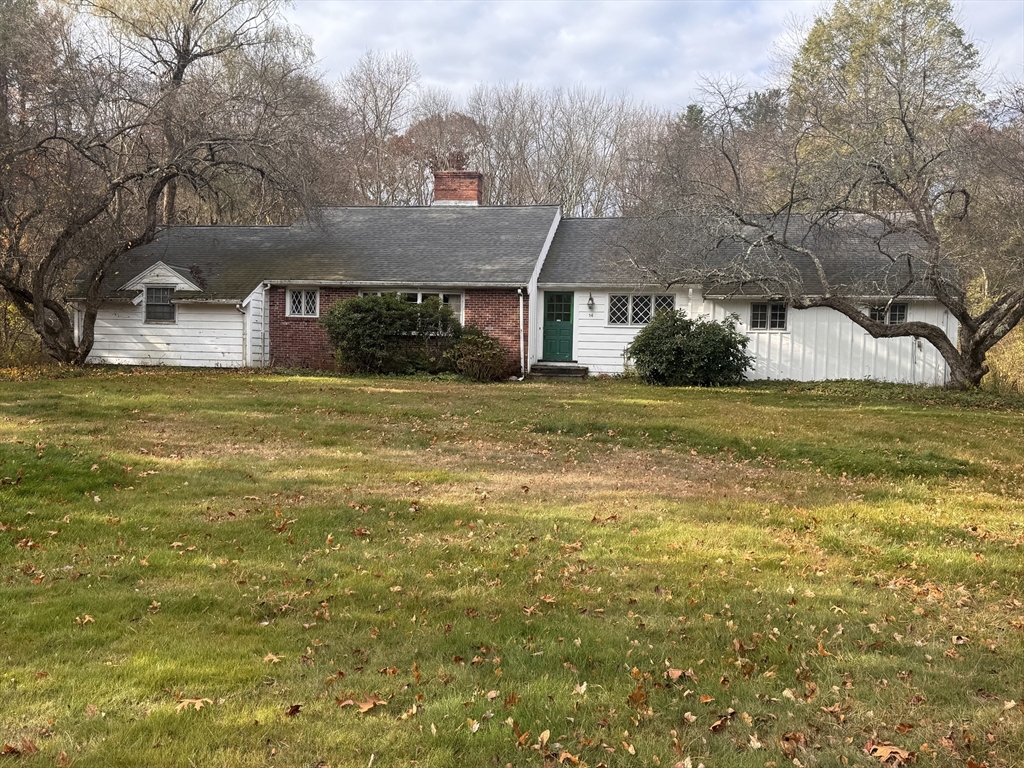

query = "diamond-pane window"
[653,295,675,314]
[288,289,318,317]
[609,295,629,324]
[630,296,652,325]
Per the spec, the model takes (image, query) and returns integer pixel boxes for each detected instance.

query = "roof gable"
[120,261,204,293]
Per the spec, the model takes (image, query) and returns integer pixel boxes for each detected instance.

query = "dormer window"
[145,287,175,322]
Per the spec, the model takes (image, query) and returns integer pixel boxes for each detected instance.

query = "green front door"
[543,292,574,361]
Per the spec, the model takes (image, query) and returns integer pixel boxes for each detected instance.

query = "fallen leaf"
[263,653,281,663]
[864,740,916,765]
[356,694,386,713]
[780,731,807,759]
[285,704,301,717]
[175,698,212,712]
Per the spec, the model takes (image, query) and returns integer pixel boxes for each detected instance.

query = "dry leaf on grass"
[175,698,212,712]
[864,740,916,765]
[336,694,386,713]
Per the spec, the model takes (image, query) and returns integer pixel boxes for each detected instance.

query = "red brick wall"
[268,286,357,368]
[268,286,526,373]
[463,289,527,374]
[433,171,483,204]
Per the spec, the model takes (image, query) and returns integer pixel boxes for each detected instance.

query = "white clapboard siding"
[560,290,956,385]
[87,303,245,367]
[243,285,267,367]
[573,292,636,372]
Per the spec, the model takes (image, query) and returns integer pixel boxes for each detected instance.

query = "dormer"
[120,261,204,293]
[120,261,204,324]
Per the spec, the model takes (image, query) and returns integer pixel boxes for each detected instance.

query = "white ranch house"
[75,171,957,385]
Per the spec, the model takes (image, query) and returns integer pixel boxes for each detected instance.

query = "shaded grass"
[1,369,1023,767]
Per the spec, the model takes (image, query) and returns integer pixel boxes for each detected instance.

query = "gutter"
[517,288,525,380]
[262,279,532,289]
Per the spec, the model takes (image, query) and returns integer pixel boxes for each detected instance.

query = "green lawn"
[1,369,1023,767]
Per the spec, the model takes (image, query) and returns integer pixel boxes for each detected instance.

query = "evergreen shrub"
[626,310,753,386]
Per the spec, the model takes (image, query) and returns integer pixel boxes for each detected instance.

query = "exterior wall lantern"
[587,293,595,311]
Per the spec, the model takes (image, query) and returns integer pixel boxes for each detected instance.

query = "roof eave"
[264,279,531,289]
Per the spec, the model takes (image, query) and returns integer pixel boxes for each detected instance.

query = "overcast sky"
[284,0,1024,112]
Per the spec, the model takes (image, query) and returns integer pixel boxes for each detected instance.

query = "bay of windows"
[608,294,675,325]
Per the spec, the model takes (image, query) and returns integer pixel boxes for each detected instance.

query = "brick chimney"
[432,170,483,206]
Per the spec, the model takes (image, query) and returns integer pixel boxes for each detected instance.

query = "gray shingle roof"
[540,216,938,298]
[538,218,652,287]
[93,206,560,300]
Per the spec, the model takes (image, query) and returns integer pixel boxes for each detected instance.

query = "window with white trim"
[868,302,907,325]
[287,288,319,317]
[145,286,175,323]
[750,302,787,330]
[360,290,463,319]
[608,294,675,325]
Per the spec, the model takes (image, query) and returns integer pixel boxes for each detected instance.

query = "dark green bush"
[320,294,461,374]
[412,296,462,372]
[626,310,753,386]
[443,326,513,381]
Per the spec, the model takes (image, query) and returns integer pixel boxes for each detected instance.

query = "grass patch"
[1,369,1023,767]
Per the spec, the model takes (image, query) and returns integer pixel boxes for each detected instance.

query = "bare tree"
[0,0,326,363]
[648,0,1023,389]
[338,50,420,205]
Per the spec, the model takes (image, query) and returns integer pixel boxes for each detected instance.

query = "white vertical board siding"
[715,299,954,385]
[243,285,267,367]
[566,290,955,384]
[87,303,245,367]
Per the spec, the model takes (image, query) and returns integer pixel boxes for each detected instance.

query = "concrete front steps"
[527,362,589,380]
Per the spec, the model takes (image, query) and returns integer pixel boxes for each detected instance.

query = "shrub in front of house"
[320,294,461,374]
[626,310,753,386]
[443,326,513,381]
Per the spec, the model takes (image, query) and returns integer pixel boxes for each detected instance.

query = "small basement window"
[287,288,319,317]
[145,287,175,322]
[750,302,787,330]
[868,302,907,324]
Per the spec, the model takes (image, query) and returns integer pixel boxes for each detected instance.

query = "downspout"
[518,287,525,380]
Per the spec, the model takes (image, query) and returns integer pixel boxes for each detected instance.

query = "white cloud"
[285,0,1024,111]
